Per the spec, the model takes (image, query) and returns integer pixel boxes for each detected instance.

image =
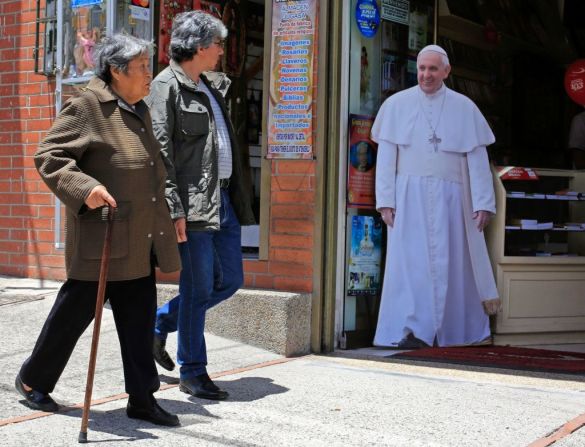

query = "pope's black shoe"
[396,333,430,349]
[126,398,180,427]
[15,375,59,412]
[179,373,229,400]
[153,336,175,371]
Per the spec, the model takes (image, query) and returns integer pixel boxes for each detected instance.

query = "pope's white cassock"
[371,83,498,347]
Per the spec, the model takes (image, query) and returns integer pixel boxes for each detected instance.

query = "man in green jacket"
[146,11,254,400]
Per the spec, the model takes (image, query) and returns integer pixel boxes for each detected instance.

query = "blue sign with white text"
[355,0,380,38]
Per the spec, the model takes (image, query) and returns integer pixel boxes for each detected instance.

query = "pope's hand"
[174,217,187,243]
[379,207,396,227]
[473,210,493,232]
[85,185,117,209]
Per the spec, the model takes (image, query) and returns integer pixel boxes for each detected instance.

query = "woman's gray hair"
[93,34,154,84]
[169,11,227,63]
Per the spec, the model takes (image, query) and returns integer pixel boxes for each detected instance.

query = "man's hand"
[85,185,117,209]
[482,298,502,316]
[379,207,396,227]
[473,210,493,232]
[174,217,187,243]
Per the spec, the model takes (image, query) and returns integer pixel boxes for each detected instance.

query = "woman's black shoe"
[15,375,59,412]
[126,399,180,427]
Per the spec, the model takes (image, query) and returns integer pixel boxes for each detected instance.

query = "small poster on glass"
[347,215,383,297]
[347,114,377,209]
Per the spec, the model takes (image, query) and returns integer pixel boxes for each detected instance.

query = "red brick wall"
[241,159,316,294]
[0,0,321,295]
[0,0,66,280]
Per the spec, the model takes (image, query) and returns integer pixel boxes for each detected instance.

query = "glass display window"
[62,0,108,84]
[115,0,153,41]
[61,0,153,85]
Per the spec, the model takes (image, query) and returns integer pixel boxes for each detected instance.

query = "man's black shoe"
[179,374,229,400]
[126,399,180,427]
[396,333,430,349]
[15,375,59,412]
[153,336,175,371]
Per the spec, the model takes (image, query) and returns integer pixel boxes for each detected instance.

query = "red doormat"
[392,346,585,375]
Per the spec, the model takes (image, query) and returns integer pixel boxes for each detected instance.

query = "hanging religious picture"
[158,0,193,64]
[347,114,377,209]
[221,0,246,77]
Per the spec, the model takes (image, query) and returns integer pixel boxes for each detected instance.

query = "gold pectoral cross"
[429,132,441,152]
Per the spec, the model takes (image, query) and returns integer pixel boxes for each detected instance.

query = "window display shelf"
[485,167,585,343]
[505,228,585,232]
[506,194,585,201]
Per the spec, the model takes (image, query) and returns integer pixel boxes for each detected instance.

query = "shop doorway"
[335,0,585,352]
[337,0,437,350]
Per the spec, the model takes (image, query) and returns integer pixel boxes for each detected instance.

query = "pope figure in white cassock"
[371,45,501,349]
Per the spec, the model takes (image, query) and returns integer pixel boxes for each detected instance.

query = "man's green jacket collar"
[169,59,231,96]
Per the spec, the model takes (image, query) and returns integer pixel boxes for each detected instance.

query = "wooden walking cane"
[78,205,114,443]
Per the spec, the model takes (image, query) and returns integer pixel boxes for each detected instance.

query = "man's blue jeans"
[155,190,243,379]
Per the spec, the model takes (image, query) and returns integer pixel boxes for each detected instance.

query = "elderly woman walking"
[15,34,181,427]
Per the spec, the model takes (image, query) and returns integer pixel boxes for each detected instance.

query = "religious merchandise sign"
[347,114,377,209]
[355,0,380,38]
[347,215,382,297]
[266,0,317,159]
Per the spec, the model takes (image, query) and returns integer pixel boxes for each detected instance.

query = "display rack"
[486,167,585,345]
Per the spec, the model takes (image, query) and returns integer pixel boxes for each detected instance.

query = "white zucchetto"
[418,44,448,57]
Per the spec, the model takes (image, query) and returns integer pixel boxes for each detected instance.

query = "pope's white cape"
[371,85,495,152]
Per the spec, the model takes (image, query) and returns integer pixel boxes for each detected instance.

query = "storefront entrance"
[333,0,585,351]
[336,0,437,349]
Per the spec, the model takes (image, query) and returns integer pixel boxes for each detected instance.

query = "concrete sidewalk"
[0,275,584,446]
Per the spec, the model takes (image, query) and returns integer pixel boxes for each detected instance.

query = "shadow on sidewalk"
[54,378,288,443]
[158,376,289,402]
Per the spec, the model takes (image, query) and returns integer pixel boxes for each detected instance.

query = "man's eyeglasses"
[212,39,225,48]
